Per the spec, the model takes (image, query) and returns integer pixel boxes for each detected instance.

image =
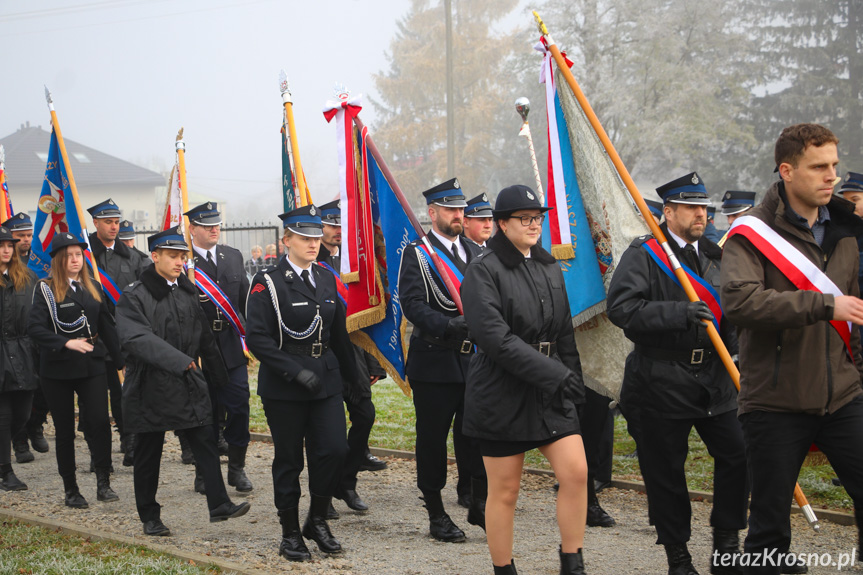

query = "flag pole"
[531,11,820,531]
[175,128,195,282]
[0,145,9,222]
[280,71,312,207]
[44,87,101,284]
[351,115,464,315]
[514,98,545,206]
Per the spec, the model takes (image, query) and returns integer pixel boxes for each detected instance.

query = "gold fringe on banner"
[344,266,387,333]
[350,325,411,398]
[341,271,360,284]
[551,243,575,260]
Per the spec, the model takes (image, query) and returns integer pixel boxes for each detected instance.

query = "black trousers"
[411,379,484,495]
[263,393,347,510]
[740,397,863,575]
[0,390,34,465]
[42,375,112,480]
[12,384,48,446]
[582,387,613,483]
[105,367,123,434]
[340,394,375,492]
[134,425,230,523]
[212,365,250,447]
[638,409,749,545]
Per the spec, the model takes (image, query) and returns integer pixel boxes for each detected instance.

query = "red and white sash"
[727,215,853,358]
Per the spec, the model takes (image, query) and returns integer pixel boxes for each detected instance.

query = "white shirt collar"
[192,244,217,263]
[431,229,466,261]
[166,279,178,288]
[667,228,698,256]
[287,257,315,287]
[68,277,78,290]
[104,240,115,250]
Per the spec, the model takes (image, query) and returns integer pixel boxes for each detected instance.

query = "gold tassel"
[350,330,412,398]
[341,271,359,284]
[551,243,575,260]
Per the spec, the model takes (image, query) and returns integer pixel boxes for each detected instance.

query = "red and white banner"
[161,159,182,231]
[727,215,853,358]
[536,37,575,260]
[323,92,363,282]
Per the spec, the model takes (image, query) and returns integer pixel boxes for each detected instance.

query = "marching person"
[245,205,359,561]
[463,193,494,249]
[116,227,250,536]
[3,213,49,463]
[721,124,863,575]
[607,173,748,575]
[28,232,123,509]
[185,202,253,493]
[316,199,387,515]
[87,199,148,467]
[0,225,38,491]
[462,184,589,575]
[398,178,487,542]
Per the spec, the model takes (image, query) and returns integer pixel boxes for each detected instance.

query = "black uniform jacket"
[88,233,148,312]
[607,223,738,419]
[0,271,38,393]
[246,256,359,402]
[116,265,229,433]
[193,244,250,371]
[460,232,584,441]
[28,279,123,380]
[398,232,482,384]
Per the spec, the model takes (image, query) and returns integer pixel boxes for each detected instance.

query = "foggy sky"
[1,0,413,223]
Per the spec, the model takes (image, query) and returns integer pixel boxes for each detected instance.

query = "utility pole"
[445,0,454,177]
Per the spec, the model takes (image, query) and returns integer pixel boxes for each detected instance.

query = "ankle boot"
[63,476,89,509]
[560,546,586,575]
[0,463,27,491]
[12,432,34,464]
[586,477,615,527]
[95,467,119,502]
[666,543,699,575]
[302,493,343,554]
[493,559,518,574]
[177,430,195,465]
[194,463,206,494]
[711,529,742,575]
[26,421,49,453]
[467,476,487,531]
[278,508,311,561]
[217,428,229,455]
[227,445,253,492]
[422,490,466,543]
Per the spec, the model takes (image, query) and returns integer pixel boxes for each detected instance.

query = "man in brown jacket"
[721,123,863,575]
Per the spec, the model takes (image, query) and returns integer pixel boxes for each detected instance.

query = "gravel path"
[1,428,860,574]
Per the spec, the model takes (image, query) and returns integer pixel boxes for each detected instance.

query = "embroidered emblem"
[250,284,266,295]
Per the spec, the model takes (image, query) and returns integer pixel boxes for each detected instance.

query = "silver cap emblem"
[206,202,212,210]
[0,227,6,234]
[453,179,460,189]
[526,191,535,201]
[482,194,488,202]
[310,206,317,216]
[724,192,731,200]
[66,234,73,240]
[691,174,699,185]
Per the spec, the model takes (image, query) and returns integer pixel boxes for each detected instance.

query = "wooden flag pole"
[44,87,101,284]
[0,145,9,223]
[351,115,464,315]
[532,11,820,531]
[175,128,195,282]
[280,71,312,207]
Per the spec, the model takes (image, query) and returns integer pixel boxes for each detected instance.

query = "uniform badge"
[846,173,852,183]
[207,202,212,210]
[526,191,535,200]
[453,179,460,189]
[310,206,316,216]
[724,192,731,200]
[17,213,24,220]
[108,199,114,205]
[337,201,341,208]
[66,233,73,240]
[482,193,488,202]
[251,284,266,295]
[0,227,6,234]
[285,270,293,278]
[692,174,699,185]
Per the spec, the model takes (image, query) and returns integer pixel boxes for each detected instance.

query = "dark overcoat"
[0,271,38,392]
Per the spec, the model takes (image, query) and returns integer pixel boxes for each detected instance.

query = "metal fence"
[132,223,282,266]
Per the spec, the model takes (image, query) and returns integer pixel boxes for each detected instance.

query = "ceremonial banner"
[0,146,13,221]
[160,161,182,231]
[551,64,650,400]
[281,120,297,214]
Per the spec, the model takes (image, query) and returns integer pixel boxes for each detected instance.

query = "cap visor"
[433,200,469,208]
[466,209,494,218]
[287,226,323,238]
[668,198,712,206]
[721,206,751,216]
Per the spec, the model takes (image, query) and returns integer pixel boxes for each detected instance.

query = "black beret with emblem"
[49,232,88,257]
[465,193,493,218]
[2,212,33,231]
[655,172,711,206]
[319,200,341,226]
[492,184,551,218]
[720,191,756,215]
[184,202,222,226]
[278,204,323,238]
[422,178,468,207]
[0,226,20,244]
[87,198,122,219]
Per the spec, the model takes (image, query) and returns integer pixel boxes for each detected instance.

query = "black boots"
[301,494,343,554]
[227,445,253,492]
[493,559,518,574]
[278,507,311,561]
[121,434,135,467]
[194,463,206,494]
[586,478,615,527]
[177,430,195,465]
[560,546,586,575]
[216,428,229,455]
[335,488,369,512]
[467,476,487,531]
[95,467,119,502]
[63,477,89,509]
[0,464,27,491]
[711,529,742,575]
[422,490,466,543]
[26,421,49,453]
[666,543,700,575]
[12,435,34,464]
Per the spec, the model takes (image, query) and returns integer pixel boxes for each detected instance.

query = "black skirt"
[479,428,580,458]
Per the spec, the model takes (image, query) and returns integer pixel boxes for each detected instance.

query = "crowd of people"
[2,122,863,575]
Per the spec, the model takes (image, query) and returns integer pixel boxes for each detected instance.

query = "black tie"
[206,251,214,265]
[72,281,80,292]
[450,242,466,273]
[682,244,701,275]
[301,269,315,293]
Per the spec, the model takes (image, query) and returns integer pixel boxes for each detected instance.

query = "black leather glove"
[292,369,322,395]
[686,301,715,325]
[444,315,469,340]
